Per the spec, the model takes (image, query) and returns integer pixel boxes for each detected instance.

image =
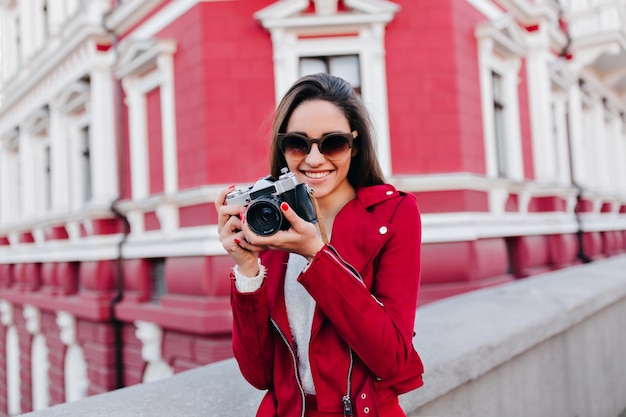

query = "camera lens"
[246,197,284,236]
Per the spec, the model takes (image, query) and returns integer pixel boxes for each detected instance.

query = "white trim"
[108,0,233,39]
[465,0,505,20]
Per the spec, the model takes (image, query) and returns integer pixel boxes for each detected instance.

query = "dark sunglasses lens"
[282,136,309,157]
[320,135,350,157]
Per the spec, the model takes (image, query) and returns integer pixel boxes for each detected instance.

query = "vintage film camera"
[226,168,318,236]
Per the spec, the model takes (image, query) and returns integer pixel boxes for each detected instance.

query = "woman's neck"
[316,186,356,237]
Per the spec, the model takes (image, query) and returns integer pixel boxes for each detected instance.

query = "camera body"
[226,169,317,236]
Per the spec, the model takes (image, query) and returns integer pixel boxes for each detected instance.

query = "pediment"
[23,107,50,136]
[115,38,176,79]
[0,128,19,152]
[476,14,527,57]
[255,0,399,23]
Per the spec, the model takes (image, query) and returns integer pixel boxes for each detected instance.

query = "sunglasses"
[278,130,358,159]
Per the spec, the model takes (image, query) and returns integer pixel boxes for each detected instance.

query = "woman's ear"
[351,144,359,158]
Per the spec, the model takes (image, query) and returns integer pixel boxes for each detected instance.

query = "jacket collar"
[354,183,400,210]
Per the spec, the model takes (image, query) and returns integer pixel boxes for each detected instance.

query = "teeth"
[305,171,330,179]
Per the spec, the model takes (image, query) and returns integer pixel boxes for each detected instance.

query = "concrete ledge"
[23,255,626,417]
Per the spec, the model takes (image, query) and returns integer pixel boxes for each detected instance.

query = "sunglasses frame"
[278,130,358,159]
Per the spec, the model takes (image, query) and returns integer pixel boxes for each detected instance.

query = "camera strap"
[308,189,329,245]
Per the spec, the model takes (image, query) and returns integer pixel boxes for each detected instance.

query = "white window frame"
[56,81,93,212]
[476,17,526,181]
[116,38,178,201]
[549,67,574,186]
[254,0,400,177]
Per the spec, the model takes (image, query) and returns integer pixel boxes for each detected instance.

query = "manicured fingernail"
[228,184,235,190]
[281,202,289,211]
[234,238,241,245]
[240,211,246,223]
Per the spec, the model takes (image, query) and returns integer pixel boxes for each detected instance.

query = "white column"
[552,95,572,185]
[591,103,608,193]
[67,124,84,211]
[18,0,36,62]
[0,148,9,225]
[123,77,149,200]
[359,24,391,177]
[89,49,119,205]
[157,53,178,194]
[526,25,556,182]
[19,130,36,220]
[567,84,587,187]
[606,115,621,196]
[31,138,46,217]
[616,118,626,197]
[49,104,70,213]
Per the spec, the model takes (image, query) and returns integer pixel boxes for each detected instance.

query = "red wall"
[157,2,276,189]
[387,0,486,176]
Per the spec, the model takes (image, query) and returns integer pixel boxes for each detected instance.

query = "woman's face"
[283,99,355,204]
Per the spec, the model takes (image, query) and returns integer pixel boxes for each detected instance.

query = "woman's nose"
[305,144,325,165]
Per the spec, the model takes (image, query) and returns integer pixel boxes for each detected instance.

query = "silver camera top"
[225,169,301,207]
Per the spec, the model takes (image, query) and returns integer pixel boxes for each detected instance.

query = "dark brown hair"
[269,73,385,188]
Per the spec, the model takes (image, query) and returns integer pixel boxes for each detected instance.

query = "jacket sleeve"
[230,278,275,390]
[298,195,421,380]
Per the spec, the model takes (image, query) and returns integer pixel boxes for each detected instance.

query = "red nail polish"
[228,184,235,189]
[281,202,289,211]
[234,238,241,245]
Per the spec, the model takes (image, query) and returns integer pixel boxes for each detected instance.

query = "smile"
[304,171,331,179]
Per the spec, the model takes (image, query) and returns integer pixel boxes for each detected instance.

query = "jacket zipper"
[325,245,363,284]
[271,318,306,417]
[343,347,354,416]
[326,245,385,307]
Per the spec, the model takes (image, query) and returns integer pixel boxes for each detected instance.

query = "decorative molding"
[475,14,527,57]
[55,81,90,115]
[115,39,177,79]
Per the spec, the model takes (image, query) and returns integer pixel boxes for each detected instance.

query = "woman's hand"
[241,201,325,260]
[214,186,265,277]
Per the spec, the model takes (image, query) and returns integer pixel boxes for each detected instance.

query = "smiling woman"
[214,73,424,417]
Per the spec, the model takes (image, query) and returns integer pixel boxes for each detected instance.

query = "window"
[80,126,92,203]
[255,0,400,176]
[300,55,362,94]
[491,71,507,178]
[44,145,52,211]
[150,258,167,303]
[476,17,525,181]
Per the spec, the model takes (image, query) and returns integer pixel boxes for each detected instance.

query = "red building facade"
[1,0,625,413]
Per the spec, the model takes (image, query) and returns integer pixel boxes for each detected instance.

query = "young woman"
[215,73,423,417]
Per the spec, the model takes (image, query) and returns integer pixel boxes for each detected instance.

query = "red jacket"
[230,184,424,416]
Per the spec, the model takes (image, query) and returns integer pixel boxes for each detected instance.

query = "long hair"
[269,73,385,188]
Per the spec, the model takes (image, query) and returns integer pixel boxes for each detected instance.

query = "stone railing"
[22,254,626,417]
